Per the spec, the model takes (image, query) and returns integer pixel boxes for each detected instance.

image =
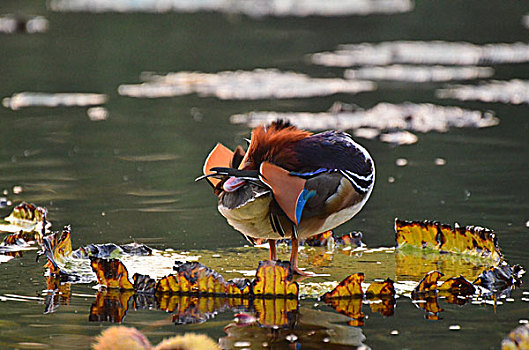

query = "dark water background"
[1,0,528,348]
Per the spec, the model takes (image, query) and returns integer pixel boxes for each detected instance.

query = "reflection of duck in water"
[221,305,367,349]
[92,326,219,350]
[198,120,375,275]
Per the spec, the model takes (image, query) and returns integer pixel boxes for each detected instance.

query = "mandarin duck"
[197,120,375,275]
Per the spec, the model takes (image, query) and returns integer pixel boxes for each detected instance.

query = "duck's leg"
[269,239,277,260]
[289,237,313,276]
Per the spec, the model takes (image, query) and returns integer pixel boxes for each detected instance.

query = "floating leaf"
[365,278,395,297]
[413,270,444,294]
[156,262,227,295]
[40,226,73,273]
[473,262,524,294]
[395,219,502,262]
[438,276,475,295]
[132,273,156,293]
[251,260,299,298]
[72,242,152,259]
[0,202,49,233]
[90,258,134,290]
[322,273,364,299]
[502,324,529,350]
[226,278,252,296]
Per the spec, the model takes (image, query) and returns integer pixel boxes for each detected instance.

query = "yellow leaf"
[90,258,134,290]
[322,273,364,299]
[251,260,299,298]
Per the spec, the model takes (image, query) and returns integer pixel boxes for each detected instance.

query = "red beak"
[223,177,246,192]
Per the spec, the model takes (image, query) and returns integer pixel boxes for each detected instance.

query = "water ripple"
[118,69,375,100]
[311,41,529,66]
[48,0,413,17]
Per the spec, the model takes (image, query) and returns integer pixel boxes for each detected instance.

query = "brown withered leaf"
[365,278,395,297]
[226,278,251,296]
[156,262,228,295]
[395,219,502,262]
[304,230,333,246]
[2,231,41,246]
[89,289,134,323]
[473,262,524,293]
[0,202,49,233]
[413,270,444,294]
[90,258,134,290]
[251,260,299,298]
[40,226,73,273]
[321,273,365,299]
[438,276,475,295]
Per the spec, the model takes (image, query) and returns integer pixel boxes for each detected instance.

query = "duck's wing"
[293,131,375,195]
[260,131,375,226]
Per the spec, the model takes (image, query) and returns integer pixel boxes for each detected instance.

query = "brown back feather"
[241,121,312,171]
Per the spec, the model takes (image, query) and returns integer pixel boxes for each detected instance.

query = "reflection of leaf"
[412,295,443,320]
[253,298,298,328]
[395,219,502,262]
[324,297,365,326]
[89,289,134,323]
[43,276,71,314]
[221,304,368,349]
[396,248,489,282]
[368,297,395,316]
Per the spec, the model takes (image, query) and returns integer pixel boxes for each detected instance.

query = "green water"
[1,0,529,348]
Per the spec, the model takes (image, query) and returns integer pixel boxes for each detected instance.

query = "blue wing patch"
[295,189,316,224]
[290,168,331,178]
